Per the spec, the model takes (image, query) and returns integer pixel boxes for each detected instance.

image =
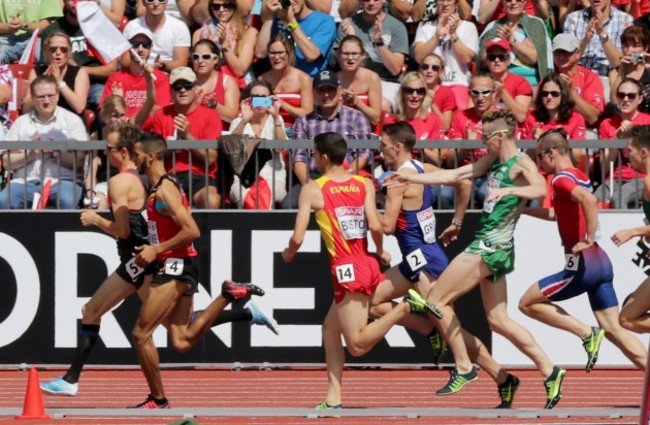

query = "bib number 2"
[335,264,355,284]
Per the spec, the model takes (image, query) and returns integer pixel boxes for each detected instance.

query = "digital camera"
[252,96,273,108]
[281,0,292,9]
[631,53,645,64]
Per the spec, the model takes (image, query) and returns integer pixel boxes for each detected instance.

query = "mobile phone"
[251,96,273,108]
[631,53,645,63]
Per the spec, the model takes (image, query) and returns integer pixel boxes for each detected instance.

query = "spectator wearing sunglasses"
[144,67,223,208]
[135,0,194,25]
[418,53,457,131]
[412,0,478,110]
[191,39,240,124]
[595,78,650,208]
[192,0,257,89]
[123,0,191,72]
[609,26,650,113]
[41,0,118,110]
[481,37,532,124]
[330,0,408,111]
[26,32,90,116]
[478,0,551,87]
[335,35,383,126]
[98,28,171,121]
[552,32,605,128]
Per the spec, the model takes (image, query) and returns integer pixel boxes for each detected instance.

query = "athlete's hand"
[611,229,635,247]
[281,247,295,262]
[485,187,511,204]
[80,209,98,227]
[571,240,593,254]
[134,244,158,267]
[383,172,410,189]
[439,224,460,247]
[377,250,391,265]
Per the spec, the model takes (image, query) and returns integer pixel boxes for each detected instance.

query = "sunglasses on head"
[403,87,427,96]
[130,40,152,49]
[210,2,235,10]
[470,89,493,97]
[487,53,509,62]
[541,90,561,98]
[420,63,441,71]
[192,53,218,61]
[48,46,69,54]
[618,91,639,100]
[172,81,196,91]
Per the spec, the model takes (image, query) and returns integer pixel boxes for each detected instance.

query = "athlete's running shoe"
[436,367,478,396]
[248,300,280,335]
[315,402,342,409]
[544,366,566,409]
[404,289,444,319]
[427,329,447,365]
[583,326,605,373]
[496,374,520,409]
[221,280,265,302]
[40,377,78,396]
[128,394,170,409]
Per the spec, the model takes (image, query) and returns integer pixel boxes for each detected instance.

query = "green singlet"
[464,152,527,281]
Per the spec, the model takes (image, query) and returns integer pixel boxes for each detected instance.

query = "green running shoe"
[583,326,605,373]
[496,374,520,409]
[404,289,444,319]
[436,367,478,396]
[315,402,342,417]
[544,366,566,409]
[427,329,447,365]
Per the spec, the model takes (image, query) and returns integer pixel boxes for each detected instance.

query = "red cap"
[486,37,511,52]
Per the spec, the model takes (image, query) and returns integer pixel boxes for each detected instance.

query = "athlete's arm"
[385,154,495,188]
[135,181,200,266]
[570,185,598,253]
[282,181,318,262]
[80,174,131,238]
[364,178,390,265]
[487,156,547,202]
[382,171,411,235]
[523,207,556,221]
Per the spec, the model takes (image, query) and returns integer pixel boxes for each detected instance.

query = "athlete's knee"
[618,311,635,331]
[368,304,383,320]
[518,298,532,316]
[132,326,153,346]
[486,315,510,336]
[345,341,370,357]
[169,337,192,353]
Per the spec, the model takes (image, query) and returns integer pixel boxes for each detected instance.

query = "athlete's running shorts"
[330,254,384,303]
[464,238,515,282]
[151,256,200,296]
[398,242,449,282]
[115,250,158,289]
[538,244,618,311]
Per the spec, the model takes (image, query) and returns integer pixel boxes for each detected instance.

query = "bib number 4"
[164,258,184,276]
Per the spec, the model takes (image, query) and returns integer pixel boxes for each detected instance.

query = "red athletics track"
[0,368,643,424]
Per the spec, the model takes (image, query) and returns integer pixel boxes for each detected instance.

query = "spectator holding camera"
[255,0,336,77]
[609,26,650,112]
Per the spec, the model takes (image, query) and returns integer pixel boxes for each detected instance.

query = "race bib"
[334,206,366,240]
[124,257,144,280]
[147,220,159,245]
[417,207,436,244]
[564,254,578,271]
[483,176,500,214]
[335,263,355,283]
[164,258,184,276]
[406,248,427,272]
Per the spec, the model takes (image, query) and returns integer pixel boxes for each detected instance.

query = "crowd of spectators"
[0,0,649,210]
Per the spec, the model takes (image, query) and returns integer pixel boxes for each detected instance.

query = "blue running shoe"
[40,376,78,396]
[248,300,279,335]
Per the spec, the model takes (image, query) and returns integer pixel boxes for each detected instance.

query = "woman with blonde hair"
[419,53,457,130]
[25,32,90,115]
[192,0,258,88]
[259,33,313,137]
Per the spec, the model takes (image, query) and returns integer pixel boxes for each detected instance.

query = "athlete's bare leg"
[620,277,650,333]
[481,276,555,378]
[322,302,345,406]
[595,306,647,370]
[167,294,230,352]
[82,272,140,324]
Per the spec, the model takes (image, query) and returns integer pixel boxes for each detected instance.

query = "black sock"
[63,324,100,384]
[152,395,168,405]
[212,309,253,326]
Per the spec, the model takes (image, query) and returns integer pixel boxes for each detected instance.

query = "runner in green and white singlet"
[384,111,565,408]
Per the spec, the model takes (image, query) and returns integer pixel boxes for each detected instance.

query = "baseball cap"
[486,37,511,52]
[313,70,339,89]
[170,67,197,85]
[552,33,580,52]
[123,25,154,42]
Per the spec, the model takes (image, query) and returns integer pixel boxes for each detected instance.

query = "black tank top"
[109,169,150,257]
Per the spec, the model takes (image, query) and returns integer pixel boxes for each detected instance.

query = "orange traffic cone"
[16,367,50,420]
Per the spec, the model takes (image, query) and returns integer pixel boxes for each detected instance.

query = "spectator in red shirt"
[418,53,457,131]
[552,32,605,128]
[609,26,650,113]
[99,28,171,121]
[483,37,532,123]
[595,78,650,208]
[145,67,223,209]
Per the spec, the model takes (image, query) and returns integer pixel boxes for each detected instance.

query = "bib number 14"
[335,264,355,284]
